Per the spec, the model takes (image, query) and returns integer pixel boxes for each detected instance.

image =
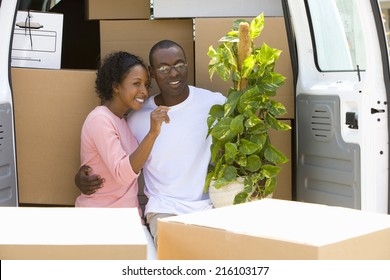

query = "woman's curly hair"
[95,51,148,101]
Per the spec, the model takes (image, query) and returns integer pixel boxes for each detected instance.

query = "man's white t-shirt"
[127,86,226,215]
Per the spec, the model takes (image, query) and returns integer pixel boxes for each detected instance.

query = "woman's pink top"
[75,106,141,216]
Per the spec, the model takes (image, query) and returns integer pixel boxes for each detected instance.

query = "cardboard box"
[100,19,194,96]
[0,207,146,259]
[195,17,294,119]
[85,0,150,20]
[12,68,100,205]
[153,0,283,18]
[158,199,390,259]
[11,11,63,69]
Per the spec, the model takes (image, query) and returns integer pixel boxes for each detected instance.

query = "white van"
[0,0,389,214]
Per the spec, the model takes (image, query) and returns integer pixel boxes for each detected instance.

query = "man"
[75,40,226,245]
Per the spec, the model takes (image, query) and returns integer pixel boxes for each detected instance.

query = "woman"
[75,51,169,222]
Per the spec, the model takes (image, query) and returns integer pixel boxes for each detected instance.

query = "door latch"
[371,108,385,114]
[346,112,358,129]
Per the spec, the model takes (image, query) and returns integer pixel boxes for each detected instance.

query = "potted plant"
[204,13,291,207]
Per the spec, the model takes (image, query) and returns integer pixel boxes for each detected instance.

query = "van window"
[19,0,61,12]
[307,0,366,71]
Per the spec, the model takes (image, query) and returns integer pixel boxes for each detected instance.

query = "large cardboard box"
[12,68,100,205]
[100,19,194,96]
[12,11,63,69]
[158,199,390,259]
[0,207,146,259]
[85,0,150,20]
[153,0,283,18]
[195,17,294,119]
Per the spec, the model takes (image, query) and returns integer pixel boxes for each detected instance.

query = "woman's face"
[115,65,150,111]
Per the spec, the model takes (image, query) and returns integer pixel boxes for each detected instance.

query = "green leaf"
[277,121,291,131]
[220,43,238,73]
[204,172,214,192]
[207,46,221,79]
[265,114,291,131]
[230,114,245,134]
[208,104,224,118]
[241,55,256,78]
[215,64,231,82]
[262,164,281,178]
[207,46,219,60]
[210,141,222,164]
[238,86,262,112]
[209,61,230,82]
[207,104,224,130]
[223,165,237,181]
[212,177,232,189]
[244,176,254,189]
[224,90,241,117]
[224,142,238,164]
[268,100,287,117]
[244,184,253,193]
[233,192,248,204]
[260,72,286,94]
[210,117,236,141]
[245,114,262,128]
[219,35,239,43]
[239,139,260,155]
[219,30,239,42]
[249,13,264,39]
[263,177,276,196]
[215,158,225,179]
[208,44,237,81]
[207,115,216,132]
[246,155,261,172]
[264,145,289,164]
[249,123,269,134]
[236,154,247,167]
[249,133,267,150]
[258,43,282,67]
[232,72,241,85]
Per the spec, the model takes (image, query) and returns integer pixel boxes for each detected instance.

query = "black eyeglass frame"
[154,63,188,74]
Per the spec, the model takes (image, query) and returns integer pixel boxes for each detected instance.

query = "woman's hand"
[149,106,170,136]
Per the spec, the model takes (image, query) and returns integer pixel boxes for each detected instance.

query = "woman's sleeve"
[84,114,137,185]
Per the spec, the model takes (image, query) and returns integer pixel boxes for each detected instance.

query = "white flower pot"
[209,178,245,208]
[209,178,274,208]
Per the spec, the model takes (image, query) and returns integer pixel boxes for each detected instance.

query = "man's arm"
[74,165,103,195]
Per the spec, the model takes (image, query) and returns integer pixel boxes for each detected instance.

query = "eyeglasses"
[155,63,187,74]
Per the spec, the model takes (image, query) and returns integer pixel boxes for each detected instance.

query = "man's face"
[149,46,189,98]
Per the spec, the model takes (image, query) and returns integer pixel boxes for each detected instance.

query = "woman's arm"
[129,106,170,173]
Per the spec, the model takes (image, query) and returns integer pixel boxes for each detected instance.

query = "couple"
[74,40,226,246]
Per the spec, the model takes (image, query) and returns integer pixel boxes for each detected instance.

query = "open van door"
[0,0,19,206]
[283,0,390,213]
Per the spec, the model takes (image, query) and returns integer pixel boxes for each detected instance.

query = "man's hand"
[74,165,103,195]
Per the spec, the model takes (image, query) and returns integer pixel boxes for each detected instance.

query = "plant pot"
[209,178,245,208]
[209,178,274,208]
